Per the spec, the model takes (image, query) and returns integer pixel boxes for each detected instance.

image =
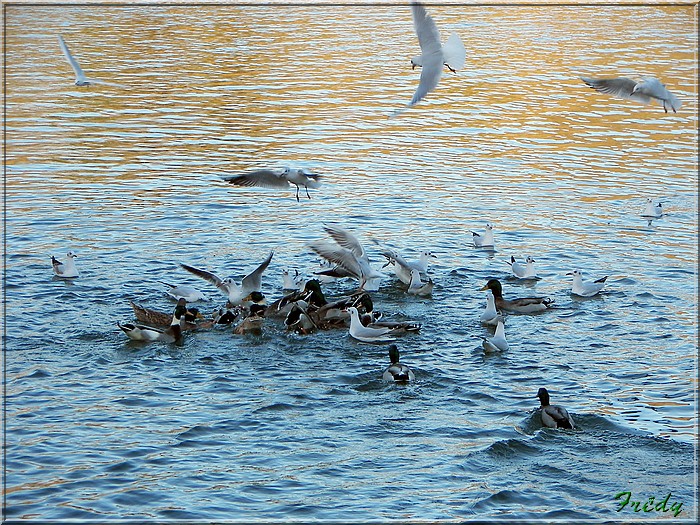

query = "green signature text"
[614,491,683,517]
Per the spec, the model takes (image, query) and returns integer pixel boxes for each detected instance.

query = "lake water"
[4,3,698,521]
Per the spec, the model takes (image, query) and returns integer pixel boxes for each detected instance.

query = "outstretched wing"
[180,263,226,292]
[240,250,274,293]
[223,169,290,189]
[580,76,651,105]
[409,2,444,107]
[58,35,87,82]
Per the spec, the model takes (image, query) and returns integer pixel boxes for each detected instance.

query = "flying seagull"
[58,35,124,87]
[392,1,466,116]
[580,76,681,113]
[223,167,321,202]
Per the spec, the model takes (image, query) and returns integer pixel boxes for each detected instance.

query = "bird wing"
[240,250,274,293]
[544,406,574,429]
[580,76,651,105]
[409,2,444,107]
[58,35,87,81]
[323,225,366,259]
[442,32,466,71]
[309,242,363,279]
[180,263,226,291]
[223,169,290,189]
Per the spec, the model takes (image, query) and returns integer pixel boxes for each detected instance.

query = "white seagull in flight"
[58,35,124,87]
[393,1,466,115]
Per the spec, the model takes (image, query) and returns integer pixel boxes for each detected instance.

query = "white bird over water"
[567,269,607,297]
[223,167,321,202]
[392,1,466,115]
[58,35,124,87]
[51,251,79,278]
[641,198,663,218]
[580,76,682,113]
[180,251,274,305]
[472,224,495,248]
[310,225,385,291]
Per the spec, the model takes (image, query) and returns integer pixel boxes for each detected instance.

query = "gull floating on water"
[374,241,436,284]
[641,198,663,218]
[407,268,434,296]
[482,317,509,353]
[281,268,304,291]
[480,292,500,325]
[310,225,385,291]
[223,167,321,202]
[382,344,415,382]
[580,76,681,113]
[346,306,399,343]
[537,387,575,429]
[392,1,466,115]
[180,251,274,306]
[472,224,495,249]
[507,256,539,279]
[58,35,124,87]
[51,251,79,278]
[567,269,607,297]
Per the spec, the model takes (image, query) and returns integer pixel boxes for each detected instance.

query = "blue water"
[4,3,698,521]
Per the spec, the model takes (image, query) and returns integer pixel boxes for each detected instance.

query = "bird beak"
[565,272,572,276]
[479,284,489,291]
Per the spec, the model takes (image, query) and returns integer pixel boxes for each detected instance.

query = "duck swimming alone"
[118,298,188,343]
[382,344,415,382]
[51,251,79,278]
[480,278,553,313]
[537,387,575,429]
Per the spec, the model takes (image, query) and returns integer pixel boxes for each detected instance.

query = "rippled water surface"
[4,3,698,521]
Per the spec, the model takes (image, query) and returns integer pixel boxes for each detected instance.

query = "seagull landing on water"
[223,167,321,202]
[58,35,124,87]
[391,1,466,116]
[580,76,682,113]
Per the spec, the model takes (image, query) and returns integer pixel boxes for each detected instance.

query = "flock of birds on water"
[50,2,681,431]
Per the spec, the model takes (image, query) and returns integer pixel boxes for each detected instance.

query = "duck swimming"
[537,387,575,429]
[480,278,553,313]
[118,298,188,343]
[382,344,415,382]
[129,300,201,330]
